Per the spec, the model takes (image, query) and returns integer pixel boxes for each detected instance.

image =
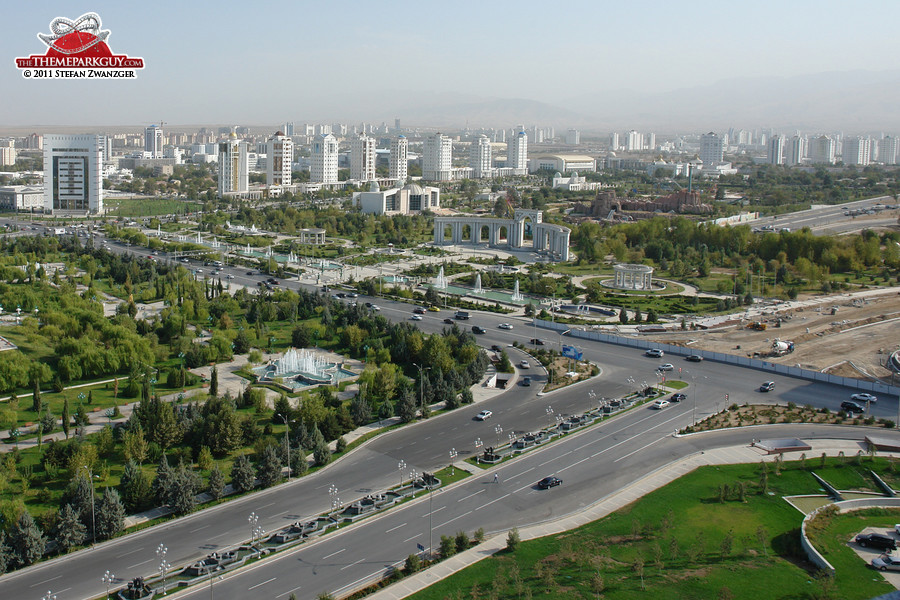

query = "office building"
[144,125,164,158]
[282,122,294,137]
[43,134,104,214]
[699,132,725,165]
[310,133,339,183]
[767,135,785,165]
[354,182,441,215]
[645,132,656,151]
[0,139,16,166]
[266,131,293,187]
[423,133,453,181]
[565,129,581,145]
[881,136,899,165]
[389,136,408,182]
[809,135,836,164]
[625,130,643,152]
[350,133,376,182]
[786,136,806,165]
[217,134,249,196]
[470,134,493,178]
[843,136,871,166]
[507,130,528,175]
[609,132,620,151]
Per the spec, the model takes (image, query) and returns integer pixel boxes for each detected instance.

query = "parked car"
[670,393,686,403]
[537,476,562,489]
[645,348,664,357]
[521,377,531,387]
[443,318,454,324]
[519,360,529,368]
[498,323,513,330]
[841,400,865,414]
[760,381,775,392]
[472,326,486,334]
[851,393,878,404]
[685,354,704,362]
[872,554,900,571]
[529,338,545,346]
[475,410,492,421]
[657,363,674,371]
[856,533,897,551]
[653,399,670,409]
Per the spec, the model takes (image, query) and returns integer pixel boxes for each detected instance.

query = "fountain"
[195,232,202,244]
[274,348,329,379]
[245,244,252,255]
[435,266,448,290]
[474,273,484,294]
[511,278,523,301]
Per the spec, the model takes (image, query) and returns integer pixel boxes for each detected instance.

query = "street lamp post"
[278,414,291,480]
[248,512,259,544]
[397,460,406,489]
[545,406,554,427]
[102,570,115,599]
[329,484,339,512]
[413,363,431,410]
[157,544,169,595]
[42,591,57,600]
[81,465,96,544]
[448,448,457,477]
[494,424,503,446]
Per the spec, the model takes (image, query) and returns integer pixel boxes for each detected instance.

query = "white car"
[371,305,381,311]
[645,349,664,357]
[657,363,675,371]
[226,274,235,279]
[411,315,423,321]
[475,410,492,421]
[653,399,670,409]
[519,360,529,368]
[498,323,513,330]
[851,393,878,404]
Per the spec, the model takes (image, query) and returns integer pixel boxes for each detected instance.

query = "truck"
[454,311,470,320]
[772,340,795,356]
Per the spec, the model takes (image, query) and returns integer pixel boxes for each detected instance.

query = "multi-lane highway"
[0,225,896,599]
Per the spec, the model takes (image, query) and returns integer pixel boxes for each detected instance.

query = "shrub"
[506,527,520,551]
[404,553,420,573]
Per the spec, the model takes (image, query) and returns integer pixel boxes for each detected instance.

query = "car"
[347,293,358,298]
[490,345,502,352]
[498,323,513,330]
[475,410,492,421]
[851,393,878,404]
[685,354,704,362]
[413,307,426,314]
[657,363,674,371]
[411,315,423,321]
[371,305,381,311]
[760,381,775,392]
[841,400,865,414]
[472,326,486,334]
[670,393,686,403]
[645,348,664,357]
[180,258,190,263]
[519,360,529,368]
[335,292,346,298]
[443,318,455,324]
[226,274,235,279]
[521,377,531,387]
[529,338,545,346]
[537,476,562,489]
[196,269,203,273]
[427,306,439,312]
[856,533,897,551]
[652,399,670,409]
[246,271,255,275]
[365,302,373,308]
[873,554,900,571]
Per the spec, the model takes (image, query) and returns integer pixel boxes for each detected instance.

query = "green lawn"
[402,458,900,600]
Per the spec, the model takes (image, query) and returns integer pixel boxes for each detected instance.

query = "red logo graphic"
[15,12,144,77]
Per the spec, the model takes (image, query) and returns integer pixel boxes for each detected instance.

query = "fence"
[533,319,900,397]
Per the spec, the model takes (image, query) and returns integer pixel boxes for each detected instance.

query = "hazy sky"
[3,0,899,128]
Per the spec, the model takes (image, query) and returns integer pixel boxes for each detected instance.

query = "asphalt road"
[749,194,897,236]
[0,227,896,599]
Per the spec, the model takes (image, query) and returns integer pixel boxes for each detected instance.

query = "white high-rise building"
[767,135,785,165]
[626,130,643,152]
[310,133,339,183]
[700,132,725,165]
[645,132,656,151]
[390,136,408,182]
[266,131,293,187]
[507,130,528,175]
[470,135,493,178]
[282,122,294,137]
[881,136,899,165]
[810,135,836,164]
[0,139,16,166]
[423,133,452,181]
[144,124,163,159]
[609,132,620,151]
[529,126,544,144]
[44,134,104,214]
[786,136,806,165]
[217,134,249,196]
[350,133,376,182]
[843,136,871,166]
[565,129,581,145]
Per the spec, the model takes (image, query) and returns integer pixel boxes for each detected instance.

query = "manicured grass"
[403,458,900,600]
[105,197,194,217]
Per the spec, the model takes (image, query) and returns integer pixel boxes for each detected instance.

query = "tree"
[9,510,45,567]
[257,444,283,488]
[197,446,214,471]
[152,454,172,506]
[209,365,218,397]
[313,441,331,466]
[95,488,125,540]
[506,527,520,551]
[0,531,9,575]
[123,426,149,465]
[207,464,225,500]
[396,389,416,423]
[54,503,86,553]
[440,534,457,558]
[230,454,256,493]
[273,394,292,425]
[30,367,41,413]
[619,308,628,324]
[350,396,371,426]
[61,397,70,440]
[168,461,200,515]
[119,460,151,512]
[67,474,95,531]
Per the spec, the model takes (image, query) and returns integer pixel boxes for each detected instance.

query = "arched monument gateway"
[433,209,570,261]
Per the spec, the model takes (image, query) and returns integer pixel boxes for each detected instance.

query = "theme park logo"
[15,12,144,79]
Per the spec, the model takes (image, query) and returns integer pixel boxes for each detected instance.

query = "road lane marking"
[322,548,345,560]
[248,577,277,590]
[276,586,302,598]
[510,467,535,479]
[614,435,669,462]
[423,506,446,517]
[458,489,486,502]
[385,522,407,533]
[127,559,152,569]
[189,525,208,533]
[119,547,145,557]
[209,531,229,540]
[478,493,510,510]
[30,575,61,587]
[436,510,472,529]
[341,557,367,571]
[403,533,420,543]
[258,501,275,509]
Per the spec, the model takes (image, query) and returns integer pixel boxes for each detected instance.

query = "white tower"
[144,125,163,158]
[218,134,249,196]
[470,134,493,178]
[266,131,293,187]
[700,132,725,165]
[350,133,376,182]
[423,133,452,181]
[389,136,408,182]
[44,134,104,214]
[507,130,528,175]
[767,136,785,165]
[311,133,339,183]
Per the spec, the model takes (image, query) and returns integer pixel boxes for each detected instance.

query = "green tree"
[313,441,331,466]
[396,388,416,423]
[209,365,218,397]
[119,460,151,512]
[619,308,628,324]
[95,488,125,540]
[54,503,86,553]
[230,454,256,493]
[61,397,70,440]
[168,461,200,515]
[257,444,283,488]
[123,426,149,464]
[440,534,457,558]
[9,510,45,567]
[207,464,225,500]
[506,527,520,551]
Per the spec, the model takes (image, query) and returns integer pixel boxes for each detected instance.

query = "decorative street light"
[42,590,57,600]
[397,460,406,489]
[494,424,503,445]
[545,406,554,427]
[156,544,169,595]
[101,570,115,599]
[248,513,259,544]
[448,449,457,477]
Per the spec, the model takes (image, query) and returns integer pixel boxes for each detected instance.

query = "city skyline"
[3,1,900,130]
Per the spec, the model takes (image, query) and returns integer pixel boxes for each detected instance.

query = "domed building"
[353,181,441,215]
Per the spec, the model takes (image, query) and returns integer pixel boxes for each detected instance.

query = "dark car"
[537,476,562,489]
[841,400,865,414]
[472,326,486,334]
[529,338,545,346]
[443,318,454,324]
[246,271,255,275]
[685,355,704,362]
[490,345,502,352]
[856,533,897,551]
[670,393,686,403]
[521,377,531,387]
[413,307,426,314]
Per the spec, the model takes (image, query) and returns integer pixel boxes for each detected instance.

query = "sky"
[3,0,900,129]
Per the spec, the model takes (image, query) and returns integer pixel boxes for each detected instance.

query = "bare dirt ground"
[644,289,900,383]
